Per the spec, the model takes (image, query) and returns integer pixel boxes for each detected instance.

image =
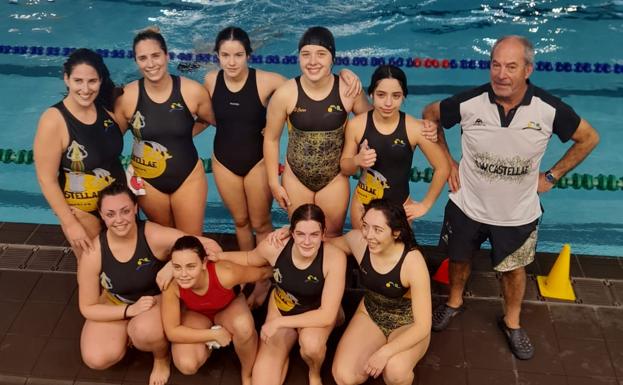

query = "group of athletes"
[32,23,599,385]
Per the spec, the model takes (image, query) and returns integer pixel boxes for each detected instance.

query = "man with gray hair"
[422,35,599,360]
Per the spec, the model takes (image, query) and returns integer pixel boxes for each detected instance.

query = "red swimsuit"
[179,262,236,321]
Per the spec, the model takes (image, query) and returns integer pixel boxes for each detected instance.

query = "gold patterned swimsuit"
[286,75,347,192]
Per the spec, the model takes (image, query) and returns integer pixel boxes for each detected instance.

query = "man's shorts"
[439,200,539,272]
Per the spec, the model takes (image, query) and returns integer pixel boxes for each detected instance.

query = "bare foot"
[149,354,171,385]
[309,370,323,385]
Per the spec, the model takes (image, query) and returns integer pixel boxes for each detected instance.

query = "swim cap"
[298,26,335,58]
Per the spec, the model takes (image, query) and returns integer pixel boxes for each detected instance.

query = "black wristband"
[123,304,130,319]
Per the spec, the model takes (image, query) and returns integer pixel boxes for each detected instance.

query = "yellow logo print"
[274,286,299,312]
[131,140,172,179]
[327,104,343,113]
[392,138,406,147]
[356,169,390,204]
[103,119,114,129]
[170,102,183,111]
[305,275,319,283]
[63,168,116,212]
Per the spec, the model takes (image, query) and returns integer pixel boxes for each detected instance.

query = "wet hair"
[491,35,534,65]
[171,235,207,262]
[298,26,335,59]
[368,64,408,97]
[364,199,417,250]
[97,182,138,212]
[214,26,252,55]
[63,48,117,110]
[132,26,168,55]
[290,204,326,234]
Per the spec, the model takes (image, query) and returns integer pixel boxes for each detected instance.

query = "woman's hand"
[365,346,390,378]
[210,326,233,348]
[403,198,432,221]
[63,219,93,253]
[126,296,157,318]
[338,68,363,97]
[266,226,290,248]
[156,263,174,291]
[355,139,377,168]
[270,183,291,210]
[260,319,281,343]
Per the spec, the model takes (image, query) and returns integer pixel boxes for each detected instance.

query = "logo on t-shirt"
[474,118,486,126]
[522,121,542,131]
[473,152,532,183]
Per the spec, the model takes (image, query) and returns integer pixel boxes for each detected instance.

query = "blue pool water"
[0,0,622,256]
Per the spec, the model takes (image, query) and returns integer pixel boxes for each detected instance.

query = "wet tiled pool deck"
[0,221,622,385]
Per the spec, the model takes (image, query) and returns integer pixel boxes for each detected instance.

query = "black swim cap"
[298,26,335,58]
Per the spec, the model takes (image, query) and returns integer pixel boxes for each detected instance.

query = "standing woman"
[161,236,272,385]
[34,48,124,259]
[211,204,347,385]
[340,65,450,229]
[78,182,221,385]
[115,27,215,235]
[330,199,431,385]
[203,26,286,251]
[264,26,371,237]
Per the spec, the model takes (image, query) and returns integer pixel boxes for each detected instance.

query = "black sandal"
[432,303,465,332]
[498,317,535,360]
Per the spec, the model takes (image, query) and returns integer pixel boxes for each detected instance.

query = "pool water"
[0,0,622,256]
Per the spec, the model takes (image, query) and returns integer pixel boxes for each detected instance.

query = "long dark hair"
[97,182,137,212]
[214,26,252,55]
[290,204,326,234]
[171,235,207,262]
[368,64,408,97]
[133,27,168,54]
[364,199,417,250]
[63,48,117,110]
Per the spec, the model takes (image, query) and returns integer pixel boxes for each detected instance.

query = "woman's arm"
[77,238,156,321]
[263,81,293,209]
[161,282,231,345]
[371,250,432,362]
[215,261,273,289]
[182,77,216,131]
[403,115,450,220]
[34,108,92,252]
[340,115,375,176]
[213,237,281,267]
[265,245,347,334]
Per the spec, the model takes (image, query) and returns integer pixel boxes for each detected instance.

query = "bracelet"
[123,304,130,320]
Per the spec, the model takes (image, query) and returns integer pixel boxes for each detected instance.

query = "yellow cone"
[537,244,576,301]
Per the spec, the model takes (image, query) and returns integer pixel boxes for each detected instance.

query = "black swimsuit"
[212,68,266,176]
[55,102,124,214]
[286,75,347,192]
[356,111,413,204]
[99,221,164,304]
[129,75,198,194]
[272,239,325,316]
[359,245,413,336]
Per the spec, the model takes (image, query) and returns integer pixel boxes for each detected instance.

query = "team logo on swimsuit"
[327,104,343,113]
[292,106,307,113]
[103,119,115,130]
[522,121,542,131]
[392,138,406,147]
[356,168,389,204]
[305,274,319,283]
[100,272,113,290]
[130,111,146,140]
[274,286,299,313]
[385,281,402,289]
[273,268,283,283]
[169,102,183,111]
[131,140,172,179]
[63,141,115,211]
[136,257,153,270]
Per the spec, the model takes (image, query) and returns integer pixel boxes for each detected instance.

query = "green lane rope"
[1,148,621,191]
